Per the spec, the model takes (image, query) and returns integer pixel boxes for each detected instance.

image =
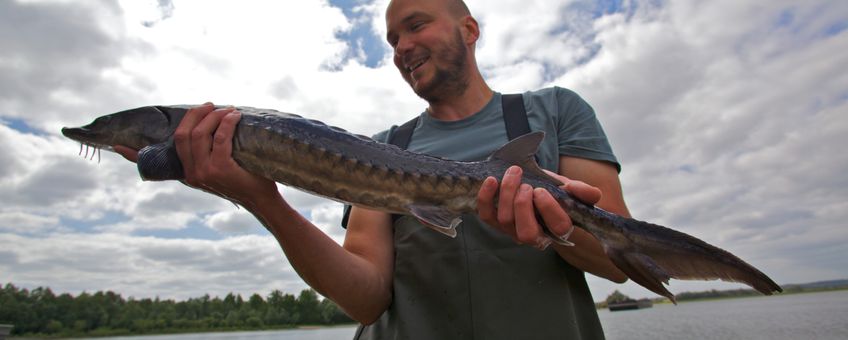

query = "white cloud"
[0,212,59,234]
[204,209,264,234]
[0,232,298,300]
[310,202,348,245]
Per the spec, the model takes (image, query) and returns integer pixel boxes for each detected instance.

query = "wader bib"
[345,93,606,340]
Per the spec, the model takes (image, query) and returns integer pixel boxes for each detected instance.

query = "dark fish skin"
[62,105,783,302]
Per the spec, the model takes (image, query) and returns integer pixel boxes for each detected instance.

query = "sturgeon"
[61,105,782,302]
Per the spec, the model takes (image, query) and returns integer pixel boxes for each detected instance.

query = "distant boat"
[0,324,13,340]
[608,299,653,311]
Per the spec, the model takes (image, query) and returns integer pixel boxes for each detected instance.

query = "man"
[117,0,629,338]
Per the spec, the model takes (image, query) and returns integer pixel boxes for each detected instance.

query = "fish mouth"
[61,126,102,146]
[61,126,111,162]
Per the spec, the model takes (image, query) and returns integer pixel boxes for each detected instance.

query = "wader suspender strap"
[501,93,532,141]
[341,94,530,228]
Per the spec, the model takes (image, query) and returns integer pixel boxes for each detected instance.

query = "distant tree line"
[595,281,848,309]
[0,282,354,337]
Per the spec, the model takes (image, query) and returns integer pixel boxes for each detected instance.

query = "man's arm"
[252,201,395,325]
[550,156,628,283]
[116,103,394,324]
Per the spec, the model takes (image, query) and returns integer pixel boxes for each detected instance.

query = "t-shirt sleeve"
[554,87,621,172]
[372,128,392,143]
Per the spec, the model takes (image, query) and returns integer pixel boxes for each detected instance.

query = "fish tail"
[578,210,782,302]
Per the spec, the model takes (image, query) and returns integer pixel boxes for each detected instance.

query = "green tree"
[296,289,322,324]
[606,290,632,304]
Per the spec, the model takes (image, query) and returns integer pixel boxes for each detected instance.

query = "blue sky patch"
[328,0,388,68]
[1,117,46,136]
[678,164,697,174]
[133,220,224,240]
[823,20,847,38]
[61,210,131,233]
[592,0,625,18]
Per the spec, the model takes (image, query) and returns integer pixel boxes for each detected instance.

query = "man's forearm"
[553,228,627,283]
[243,195,392,324]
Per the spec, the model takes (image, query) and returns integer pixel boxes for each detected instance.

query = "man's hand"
[114,102,280,208]
[476,165,602,249]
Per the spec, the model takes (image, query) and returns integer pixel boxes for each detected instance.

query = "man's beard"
[412,28,469,103]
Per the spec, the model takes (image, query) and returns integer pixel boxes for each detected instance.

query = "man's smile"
[405,55,430,76]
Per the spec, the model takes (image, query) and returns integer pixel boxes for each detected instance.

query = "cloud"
[0,232,298,299]
[204,210,265,234]
[557,0,848,298]
[0,212,59,234]
[0,0,154,132]
[310,202,348,244]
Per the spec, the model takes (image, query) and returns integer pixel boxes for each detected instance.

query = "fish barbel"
[61,105,782,302]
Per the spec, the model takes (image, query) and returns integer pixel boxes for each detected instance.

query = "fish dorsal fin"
[407,204,461,238]
[137,140,185,181]
[488,131,563,186]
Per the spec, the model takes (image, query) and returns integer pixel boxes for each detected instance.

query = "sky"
[1,0,846,304]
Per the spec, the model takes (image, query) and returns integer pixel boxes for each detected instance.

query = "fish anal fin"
[138,141,184,181]
[607,249,677,304]
[488,131,563,186]
[408,204,461,238]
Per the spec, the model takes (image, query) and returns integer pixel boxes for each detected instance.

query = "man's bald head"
[387,0,471,20]
[447,0,471,18]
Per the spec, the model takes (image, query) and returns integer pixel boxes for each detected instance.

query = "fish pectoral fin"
[138,140,185,181]
[487,131,563,186]
[407,204,462,238]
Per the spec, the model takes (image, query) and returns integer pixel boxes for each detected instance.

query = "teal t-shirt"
[373,87,619,172]
[354,87,614,340]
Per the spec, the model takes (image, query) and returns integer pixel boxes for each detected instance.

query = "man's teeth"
[408,59,426,72]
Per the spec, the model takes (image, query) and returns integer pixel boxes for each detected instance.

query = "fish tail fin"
[585,212,782,302]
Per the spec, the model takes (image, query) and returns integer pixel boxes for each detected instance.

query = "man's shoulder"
[372,127,393,143]
[520,86,581,100]
[516,86,589,117]
[373,115,418,144]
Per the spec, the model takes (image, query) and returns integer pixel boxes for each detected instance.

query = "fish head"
[61,105,186,151]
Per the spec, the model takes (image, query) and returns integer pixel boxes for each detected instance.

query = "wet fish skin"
[61,105,783,302]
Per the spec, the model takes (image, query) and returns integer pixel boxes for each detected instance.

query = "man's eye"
[411,22,424,31]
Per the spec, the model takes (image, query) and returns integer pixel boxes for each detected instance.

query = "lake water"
[598,290,848,340]
[79,290,847,340]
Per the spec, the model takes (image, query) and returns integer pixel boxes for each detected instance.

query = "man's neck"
[426,77,494,121]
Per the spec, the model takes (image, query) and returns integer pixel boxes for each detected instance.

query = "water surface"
[79,291,848,340]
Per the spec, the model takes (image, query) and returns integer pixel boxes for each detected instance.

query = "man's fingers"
[190,107,236,169]
[496,166,522,226]
[174,102,216,178]
[564,180,602,205]
[541,169,602,205]
[513,184,543,246]
[113,145,139,163]
[477,177,513,237]
[210,110,241,164]
[533,188,572,237]
[476,176,498,221]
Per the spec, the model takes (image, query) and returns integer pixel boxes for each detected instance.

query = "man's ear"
[461,15,480,45]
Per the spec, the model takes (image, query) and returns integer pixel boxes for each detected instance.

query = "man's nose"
[393,35,414,57]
